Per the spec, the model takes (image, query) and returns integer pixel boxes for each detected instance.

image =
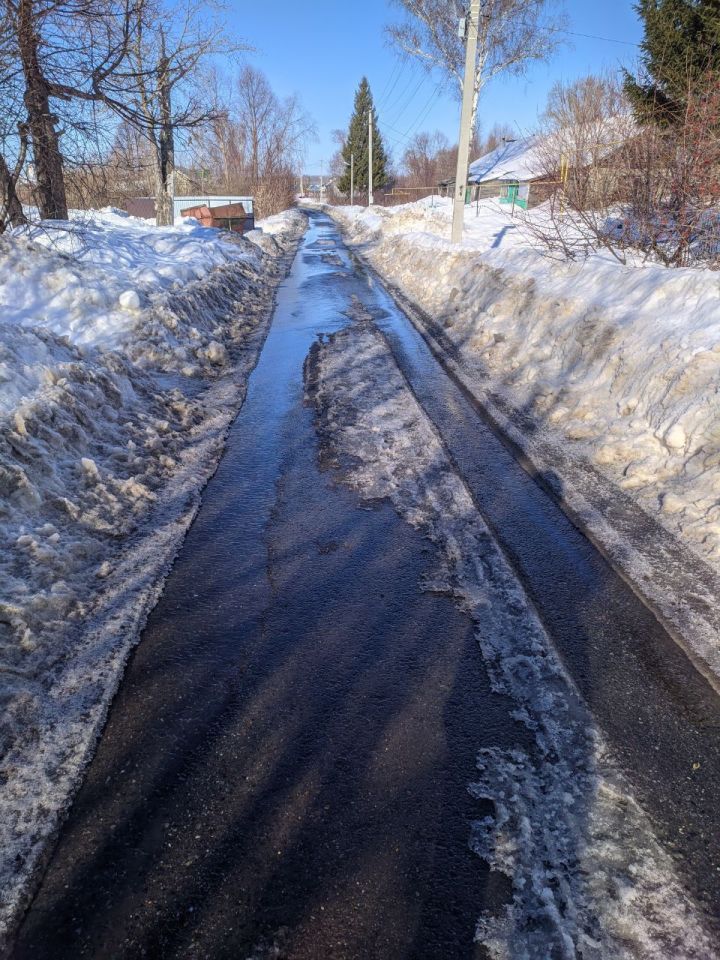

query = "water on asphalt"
[11,211,720,957]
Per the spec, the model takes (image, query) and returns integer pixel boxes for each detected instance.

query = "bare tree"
[0,0,241,225]
[195,65,315,218]
[328,128,347,180]
[0,0,142,220]
[120,0,241,225]
[541,73,633,209]
[625,72,720,267]
[234,66,312,184]
[401,130,448,187]
[478,121,517,155]
[105,119,157,199]
[529,70,720,269]
[0,134,28,230]
[386,0,564,131]
[0,11,28,230]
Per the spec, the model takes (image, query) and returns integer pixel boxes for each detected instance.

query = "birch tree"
[386,0,564,132]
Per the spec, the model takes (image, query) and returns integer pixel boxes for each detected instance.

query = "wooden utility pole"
[350,153,355,205]
[451,0,481,243]
[368,112,374,206]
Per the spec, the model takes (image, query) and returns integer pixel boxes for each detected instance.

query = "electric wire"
[376,59,408,109]
[376,59,402,103]
[384,70,427,124]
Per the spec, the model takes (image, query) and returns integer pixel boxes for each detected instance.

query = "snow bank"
[1,208,252,351]
[308,319,718,959]
[331,197,720,574]
[0,206,305,943]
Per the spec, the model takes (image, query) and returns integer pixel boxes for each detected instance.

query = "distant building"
[172,195,254,227]
[124,197,156,219]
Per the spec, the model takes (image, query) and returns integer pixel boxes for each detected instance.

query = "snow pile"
[0,206,305,943]
[330,198,720,572]
[1,208,254,350]
[308,318,718,960]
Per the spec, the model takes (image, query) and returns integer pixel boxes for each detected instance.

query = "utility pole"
[368,112,374,206]
[451,0,481,244]
[350,153,355,205]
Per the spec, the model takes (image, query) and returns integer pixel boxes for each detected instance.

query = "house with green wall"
[467,136,548,210]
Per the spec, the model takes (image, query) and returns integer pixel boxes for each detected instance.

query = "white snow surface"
[328,199,720,666]
[0,205,306,943]
[310,316,718,960]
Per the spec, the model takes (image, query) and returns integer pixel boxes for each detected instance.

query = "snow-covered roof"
[468,136,544,184]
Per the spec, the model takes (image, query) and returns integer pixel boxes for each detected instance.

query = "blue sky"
[225,0,644,173]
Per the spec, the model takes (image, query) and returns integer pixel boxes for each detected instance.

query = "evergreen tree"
[337,78,388,195]
[624,0,720,125]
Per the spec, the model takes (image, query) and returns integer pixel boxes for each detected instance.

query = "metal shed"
[180,202,255,235]
[172,195,254,226]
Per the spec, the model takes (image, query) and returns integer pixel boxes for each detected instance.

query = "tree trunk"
[154,52,175,226]
[0,154,28,232]
[153,156,173,226]
[17,0,68,220]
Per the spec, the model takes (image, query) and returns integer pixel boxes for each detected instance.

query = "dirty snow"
[0,206,305,943]
[330,197,720,568]
[1,207,255,352]
[309,317,718,960]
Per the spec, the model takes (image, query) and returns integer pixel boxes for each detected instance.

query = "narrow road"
[11,211,720,958]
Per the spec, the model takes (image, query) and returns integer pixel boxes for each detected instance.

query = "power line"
[376,17,640,162]
[385,71,428,125]
[489,14,641,48]
[378,85,442,146]
[401,87,444,139]
[376,60,402,102]
[380,67,419,117]
[377,60,408,109]
[378,119,413,143]
[563,28,640,47]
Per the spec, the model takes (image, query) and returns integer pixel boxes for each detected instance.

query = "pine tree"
[337,78,388,195]
[624,0,720,125]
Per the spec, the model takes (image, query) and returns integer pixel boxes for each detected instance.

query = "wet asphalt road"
[11,211,720,957]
